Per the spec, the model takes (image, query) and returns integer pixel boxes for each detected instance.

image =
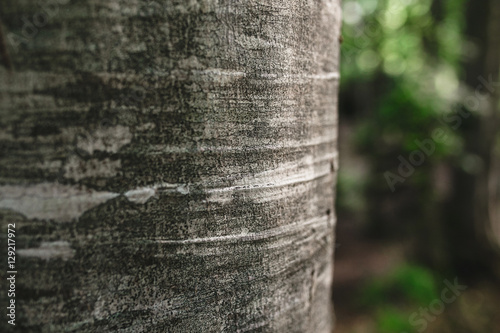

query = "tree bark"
[0,1,341,332]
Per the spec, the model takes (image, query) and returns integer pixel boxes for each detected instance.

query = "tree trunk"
[443,0,500,278]
[0,1,341,332]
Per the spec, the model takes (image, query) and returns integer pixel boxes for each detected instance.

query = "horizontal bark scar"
[18,241,75,260]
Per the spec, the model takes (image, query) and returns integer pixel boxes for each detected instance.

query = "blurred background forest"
[333,0,500,332]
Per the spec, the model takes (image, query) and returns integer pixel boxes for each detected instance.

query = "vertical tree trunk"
[0,1,341,332]
[443,0,500,277]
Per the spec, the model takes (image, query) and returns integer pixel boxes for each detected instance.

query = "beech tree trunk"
[0,1,341,332]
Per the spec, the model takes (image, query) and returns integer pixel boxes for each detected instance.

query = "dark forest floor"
[332,219,500,333]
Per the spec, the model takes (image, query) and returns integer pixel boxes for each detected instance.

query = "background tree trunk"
[443,0,500,278]
[0,1,341,332]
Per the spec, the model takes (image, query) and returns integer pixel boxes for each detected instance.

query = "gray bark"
[0,1,341,332]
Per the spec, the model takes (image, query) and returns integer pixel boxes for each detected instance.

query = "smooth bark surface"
[0,1,341,332]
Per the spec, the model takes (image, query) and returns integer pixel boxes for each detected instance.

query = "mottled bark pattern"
[0,0,340,332]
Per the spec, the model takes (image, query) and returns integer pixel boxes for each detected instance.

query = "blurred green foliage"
[338,0,469,231]
[359,264,439,333]
[341,0,465,82]
[359,264,438,306]
[336,1,500,331]
[376,306,414,333]
[342,0,467,153]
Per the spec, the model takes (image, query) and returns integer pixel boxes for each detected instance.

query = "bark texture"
[0,0,341,332]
